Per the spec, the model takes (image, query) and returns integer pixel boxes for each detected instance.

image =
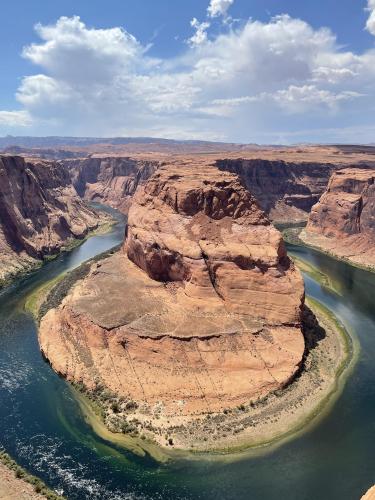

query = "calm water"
[0,210,375,500]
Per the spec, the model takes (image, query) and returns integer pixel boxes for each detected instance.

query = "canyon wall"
[39,164,305,420]
[217,159,338,223]
[64,155,343,223]
[301,168,375,269]
[0,155,104,286]
[64,157,160,213]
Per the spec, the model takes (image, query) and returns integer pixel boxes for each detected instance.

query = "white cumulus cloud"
[1,5,374,143]
[188,18,210,46]
[0,110,32,127]
[207,0,234,18]
[366,0,375,35]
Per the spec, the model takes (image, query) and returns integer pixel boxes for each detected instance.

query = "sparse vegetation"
[0,449,65,499]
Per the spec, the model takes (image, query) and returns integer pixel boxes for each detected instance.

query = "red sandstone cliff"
[39,164,305,420]
[0,155,104,286]
[216,158,338,223]
[64,155,342,223]
[64,157,160,213]
[301,168,375,268]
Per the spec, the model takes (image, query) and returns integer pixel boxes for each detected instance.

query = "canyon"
[216,158,337,223]
[0,140,371,498]
[58,144,375,225]
[0,155,107,287]
[301,168,375,269]
[38,163,307,448]
[65,156,160,213]
[0,141,373,452]
[62,154,337,223]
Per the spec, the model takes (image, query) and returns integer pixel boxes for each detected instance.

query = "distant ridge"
[0,135,247,148]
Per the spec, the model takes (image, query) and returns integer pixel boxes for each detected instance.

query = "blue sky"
[1,0,375,143]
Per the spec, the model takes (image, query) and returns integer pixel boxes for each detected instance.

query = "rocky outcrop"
[301,168,375,269]
[65,157,160,213]
[217,159,337,223]
[39,164,305,424]
[0,155,105,286]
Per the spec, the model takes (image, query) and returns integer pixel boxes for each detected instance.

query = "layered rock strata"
[65,156,160,213]
[217,158,337,223]
[0,155,104,286]
[65,155,343,223]
[301,168,375,269]
[39,164,305,423]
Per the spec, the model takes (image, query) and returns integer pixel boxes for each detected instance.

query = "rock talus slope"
[0,155,104,285]
[301,168,375,268]
[39,164,305,418]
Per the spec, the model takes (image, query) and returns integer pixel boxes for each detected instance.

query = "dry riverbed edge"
[31,251,356,458]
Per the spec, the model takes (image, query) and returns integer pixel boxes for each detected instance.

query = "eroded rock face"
[125,165,303,323]
[301,168,375,268]
[217,159,337,223]
[65,157,160,213]
[39,164,305,419]
[0,155,103,285]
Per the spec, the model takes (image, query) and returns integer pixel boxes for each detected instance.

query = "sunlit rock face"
[302,168,375,268]
[39,163,305,416]
[65,156,160,213]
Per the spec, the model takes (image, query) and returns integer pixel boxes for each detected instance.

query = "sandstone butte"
[0,155,106,287]
[39,164,305,424]
[301,168,375,269]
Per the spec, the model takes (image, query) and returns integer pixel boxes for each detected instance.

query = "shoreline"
[283,226,375,274]
[0,207,115,295]
[0,449,64,500]
[0,211,117,499]
[62,295,356,459]
[29,225,356,459]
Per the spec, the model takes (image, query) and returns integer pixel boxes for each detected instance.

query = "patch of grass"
[24,273,67,318]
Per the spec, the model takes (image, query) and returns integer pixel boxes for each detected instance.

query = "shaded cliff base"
[284,227,375,273]
[33,250,353,455]
[0,450,64,500]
